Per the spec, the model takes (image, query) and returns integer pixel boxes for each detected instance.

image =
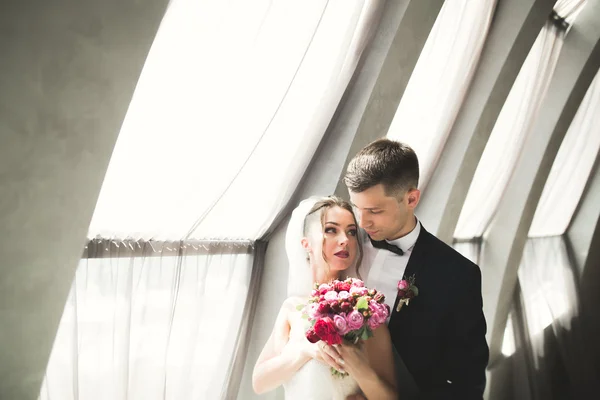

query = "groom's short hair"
[344,138,419,196]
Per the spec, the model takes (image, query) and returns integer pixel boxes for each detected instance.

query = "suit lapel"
[389,226,431,324]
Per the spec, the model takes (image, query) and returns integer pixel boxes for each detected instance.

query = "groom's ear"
[407,189,421,209]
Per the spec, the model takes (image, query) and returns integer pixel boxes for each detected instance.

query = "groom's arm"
[432,262,489,400]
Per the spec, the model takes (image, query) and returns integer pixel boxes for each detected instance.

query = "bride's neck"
[313,268,341,285]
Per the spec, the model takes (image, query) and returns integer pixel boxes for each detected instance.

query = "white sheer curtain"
[454,22,565,239]
[501,312,516,357]
[518,237,576,337]
[513,236,595,399]
[40,241,254,400]
[42,2,385,399]
[386,0,497,190]
[529,69,600,237]
[452,240,481,265]
[88,0,382,241]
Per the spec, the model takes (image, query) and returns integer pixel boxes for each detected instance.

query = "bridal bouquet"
[302,278,390,347]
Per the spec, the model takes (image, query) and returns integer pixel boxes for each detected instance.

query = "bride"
[252,196,397,399]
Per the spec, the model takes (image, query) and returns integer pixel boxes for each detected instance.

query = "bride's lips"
[334,250,349,258]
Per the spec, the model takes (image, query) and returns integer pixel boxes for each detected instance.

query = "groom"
[344,139,489,399]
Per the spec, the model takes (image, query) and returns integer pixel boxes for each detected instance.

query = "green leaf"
[301,313,308,320]
[411,287,419,296]
[296,304,305,311]
[356,297,369,311]
[361,328,370,340]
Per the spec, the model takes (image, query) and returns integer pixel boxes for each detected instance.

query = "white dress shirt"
[360,219,421,314]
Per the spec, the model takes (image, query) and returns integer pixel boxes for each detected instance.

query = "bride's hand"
[334,342,369,377]
[308,341,346,373]
[281,338,345,372]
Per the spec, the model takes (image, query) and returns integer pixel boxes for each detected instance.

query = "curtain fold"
[42,2,387,399]
[40,241,255,400]
[454,21,565,239]
[221,240,268,400]
[510,236,597,399]
[529,69,600,237]
[88,0,383,241]
[386,0,497,190]
[452,239,481,265]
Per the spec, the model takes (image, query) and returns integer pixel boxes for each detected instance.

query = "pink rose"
[380,303,390,320]
[333,314,350,335]
[308,303,320,319]
[368,315,380,330]
[324,291,338,301]
[346,310,364,330]
[368,300,379,313]
[368,301,388,323]
[350,286,368,296]
[375,306,388,323]
[397,280,409,291]
[319,283,332,295]
[338,291,351,301]
[351,278,364,287]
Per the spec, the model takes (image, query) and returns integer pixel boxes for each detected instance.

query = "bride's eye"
[324,227,337,234]
[348,229,357,236]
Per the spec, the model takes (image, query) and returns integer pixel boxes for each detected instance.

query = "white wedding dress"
[283,311,360,400]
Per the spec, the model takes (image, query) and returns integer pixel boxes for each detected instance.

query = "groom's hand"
[316,341,345,373]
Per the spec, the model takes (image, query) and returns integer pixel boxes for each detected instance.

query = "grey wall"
[0,1,169,398]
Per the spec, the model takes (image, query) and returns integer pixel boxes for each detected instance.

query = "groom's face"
[349,183,419,241]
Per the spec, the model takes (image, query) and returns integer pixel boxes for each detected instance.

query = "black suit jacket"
[388,226,489,399]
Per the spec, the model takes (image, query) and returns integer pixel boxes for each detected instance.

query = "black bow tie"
[369,237,404,256]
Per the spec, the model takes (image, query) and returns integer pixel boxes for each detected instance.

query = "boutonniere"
[396,275,418,312]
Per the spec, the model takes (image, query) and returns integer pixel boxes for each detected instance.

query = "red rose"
[340,282,351,292]
[317,302,331,314]
[314,317,342,346]
[306,329,320,343]
[397,289,407,298]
